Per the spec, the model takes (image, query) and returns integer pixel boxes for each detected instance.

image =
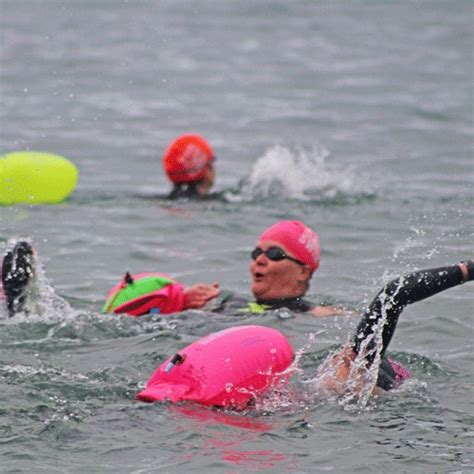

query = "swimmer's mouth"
[253,272,265,280]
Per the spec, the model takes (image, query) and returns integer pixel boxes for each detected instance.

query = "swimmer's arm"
[352,260,473,364]
[319,344,384,396]
[310,305,359,317]
[322,260,473,393]
[318,344,359,393]
[183,282,220,310]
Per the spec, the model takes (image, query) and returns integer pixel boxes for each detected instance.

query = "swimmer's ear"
[297,265,313,281]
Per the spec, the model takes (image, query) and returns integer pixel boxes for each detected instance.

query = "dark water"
[1,1,473,472]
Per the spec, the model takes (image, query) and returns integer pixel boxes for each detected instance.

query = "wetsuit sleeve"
[352,261,473,365]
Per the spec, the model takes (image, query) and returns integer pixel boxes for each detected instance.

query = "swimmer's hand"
[319,345,381,396]
[183,283,220,310]
[457,260,474,282]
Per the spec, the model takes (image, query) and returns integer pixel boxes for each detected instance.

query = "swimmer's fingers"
[183,283,220,309]
[457,260,474,282]
[192,282,220,298]
[208,282,220,298]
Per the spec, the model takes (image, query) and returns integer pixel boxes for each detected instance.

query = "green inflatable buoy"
[0,151,79,205]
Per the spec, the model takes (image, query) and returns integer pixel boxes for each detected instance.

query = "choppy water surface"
[1,1,473,472]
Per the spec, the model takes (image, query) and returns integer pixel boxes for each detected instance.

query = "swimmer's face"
[197,163,215,195]
[250,240,312,301]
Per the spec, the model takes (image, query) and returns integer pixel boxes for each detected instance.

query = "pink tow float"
[136,325,294,409]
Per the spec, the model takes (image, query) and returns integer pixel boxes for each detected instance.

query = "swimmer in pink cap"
[185,219,344,317]
[246,220,343,316]
[97,220,340,319]
[250,221,319,301]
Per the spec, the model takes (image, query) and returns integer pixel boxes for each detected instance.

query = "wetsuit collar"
[255,296,313,312]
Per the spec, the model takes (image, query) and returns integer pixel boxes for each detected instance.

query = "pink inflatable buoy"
[136,325,294,409]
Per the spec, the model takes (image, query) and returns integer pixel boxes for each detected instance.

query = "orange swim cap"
[162,134,214,184]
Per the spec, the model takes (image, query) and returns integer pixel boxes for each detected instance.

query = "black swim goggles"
[251,246,305,266]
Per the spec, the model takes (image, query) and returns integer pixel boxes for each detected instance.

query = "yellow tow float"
[0,151,79,205]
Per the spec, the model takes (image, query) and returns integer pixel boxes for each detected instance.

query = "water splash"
[311,277,415,412]
[256,286,415,415]
[0,237,80,328]
[32,256,74,317]
[3,238,74,320]
[230,145,374,203]
[251,330,325,413]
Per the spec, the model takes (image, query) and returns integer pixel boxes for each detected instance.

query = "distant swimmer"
[1,239,35,317]
[162,134,216,199]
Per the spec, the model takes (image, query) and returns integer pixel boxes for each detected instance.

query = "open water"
[0,1,473,472]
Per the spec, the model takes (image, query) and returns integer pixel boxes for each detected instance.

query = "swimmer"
[3,222,343,319]
[185,220,347,316]
[321,258,473,393]
[103,220,354,317]
[1,239,35,317]
[0,238,220,318]
[162,134,216,199]
[138,259,474,406]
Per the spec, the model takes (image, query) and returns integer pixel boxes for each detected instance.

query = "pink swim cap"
[259,220,321,272]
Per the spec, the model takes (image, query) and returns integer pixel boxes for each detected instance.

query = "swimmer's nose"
[254,253,268,265]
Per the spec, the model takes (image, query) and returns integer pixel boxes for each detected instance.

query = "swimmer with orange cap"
[162,134,216,199]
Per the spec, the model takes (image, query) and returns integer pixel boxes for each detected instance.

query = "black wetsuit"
[1,240,34,317]
[163,184,225,201]
[352,262,473,389]
[212,292,314,315]
[167,183,202,200]
[214,262,473,390]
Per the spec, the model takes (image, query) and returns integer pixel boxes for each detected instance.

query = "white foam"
[236,145,371,201]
